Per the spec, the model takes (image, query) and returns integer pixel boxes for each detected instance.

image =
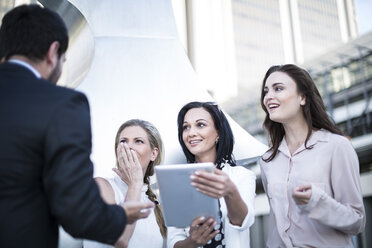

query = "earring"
[215,137,219,145]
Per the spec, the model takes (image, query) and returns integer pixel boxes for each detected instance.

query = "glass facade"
[227,0,356,96]
[298,0,344,61]
[311,51,372,141]
[231,0,285,93]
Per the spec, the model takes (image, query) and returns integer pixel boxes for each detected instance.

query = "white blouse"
[83,175,165,248]
[167,163,256,248]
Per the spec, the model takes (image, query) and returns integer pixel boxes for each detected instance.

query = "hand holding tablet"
[154,162,219,227]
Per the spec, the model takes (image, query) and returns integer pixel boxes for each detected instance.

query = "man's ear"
[46,41,60,67]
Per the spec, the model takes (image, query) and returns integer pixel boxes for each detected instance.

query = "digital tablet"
[154,162,219,228]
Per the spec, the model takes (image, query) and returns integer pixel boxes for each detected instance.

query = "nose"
[264,90,274,103]
[187,126,197,137]
[122,141,135,151]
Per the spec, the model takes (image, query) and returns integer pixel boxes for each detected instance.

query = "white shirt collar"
[8,59,42,79]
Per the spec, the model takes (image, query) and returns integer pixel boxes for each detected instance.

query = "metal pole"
[339,55,352,135]
[357,46,370,127]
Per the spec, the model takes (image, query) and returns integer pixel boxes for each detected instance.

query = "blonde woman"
[84,119,166,248]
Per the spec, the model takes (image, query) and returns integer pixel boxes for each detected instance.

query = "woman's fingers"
[117,143,140,172]
[191,182,222,198]
[295,184,312,192]
[191,170,222,187]
[195,169,222,180]
[123,142,134,164]
[293,189,312,199]
[191,175,219,188]
[112,167,122,177]
[131,149,141,169]
[117,143,130,168]
[199,218,217,236]
[115,143,144,185]
[190,169,233,198]
[189,217,218,245]
[292,184,312,204]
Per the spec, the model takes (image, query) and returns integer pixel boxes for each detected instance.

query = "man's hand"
[120,201,154,224]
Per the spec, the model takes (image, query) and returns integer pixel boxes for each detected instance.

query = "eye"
[197,122,206,128]
[120,139,127,144]
[135,139,144,144]
[275,86,283,92]
[183,125,190,131]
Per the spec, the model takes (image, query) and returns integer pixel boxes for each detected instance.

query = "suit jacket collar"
[8,59,41,78]
[0,61,40,80]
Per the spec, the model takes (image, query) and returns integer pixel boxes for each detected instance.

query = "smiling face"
[182,107,219,163]
[263,71,306,124]
[118,125,158,175]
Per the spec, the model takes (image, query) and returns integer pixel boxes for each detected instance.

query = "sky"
[355,0,372,35]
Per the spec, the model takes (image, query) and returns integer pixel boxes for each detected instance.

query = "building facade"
[230,0,358,96]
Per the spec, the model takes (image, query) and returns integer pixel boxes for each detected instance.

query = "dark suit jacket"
[0,62,126,248]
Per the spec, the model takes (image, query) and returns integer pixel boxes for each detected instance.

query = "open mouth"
[189,139,202,145]
[267,103,279,110]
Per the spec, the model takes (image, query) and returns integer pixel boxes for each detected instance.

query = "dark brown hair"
[177,101,236,168]
[0,4,68,61]
[260,64,342,162]
[115,119,167,237]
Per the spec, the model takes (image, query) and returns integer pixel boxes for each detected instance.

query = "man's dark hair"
[177,101,236,168]
[0,4,68,61]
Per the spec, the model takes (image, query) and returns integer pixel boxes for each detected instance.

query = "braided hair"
[115,119,167,237]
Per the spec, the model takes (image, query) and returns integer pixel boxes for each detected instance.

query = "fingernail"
[190,175,195,179]
[194,171,200,175]
[200,216,205,221]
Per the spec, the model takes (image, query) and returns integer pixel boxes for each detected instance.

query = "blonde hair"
[114,119,167,237]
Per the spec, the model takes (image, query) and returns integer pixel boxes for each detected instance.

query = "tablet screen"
[155,162,219,227]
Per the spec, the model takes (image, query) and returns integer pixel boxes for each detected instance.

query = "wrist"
[225,183,238,199]
[185,236,199,248]
[175,237,197,248]
[125,183,143,201]
[127,181,143,189]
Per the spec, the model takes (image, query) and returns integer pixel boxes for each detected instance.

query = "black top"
[0,62,126,248]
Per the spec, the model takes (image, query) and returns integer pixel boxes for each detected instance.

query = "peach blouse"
[259,129,365,248]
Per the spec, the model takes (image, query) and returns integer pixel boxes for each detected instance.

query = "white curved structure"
[36,0,267,246]
[41,0,267,179]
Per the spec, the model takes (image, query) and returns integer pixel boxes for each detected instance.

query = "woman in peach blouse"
[259,64,365,247]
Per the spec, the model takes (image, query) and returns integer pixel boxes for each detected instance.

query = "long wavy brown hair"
[260,64,342,162]
[114,119,167,237]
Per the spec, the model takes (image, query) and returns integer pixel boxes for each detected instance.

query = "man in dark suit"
[0,4,153,248]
